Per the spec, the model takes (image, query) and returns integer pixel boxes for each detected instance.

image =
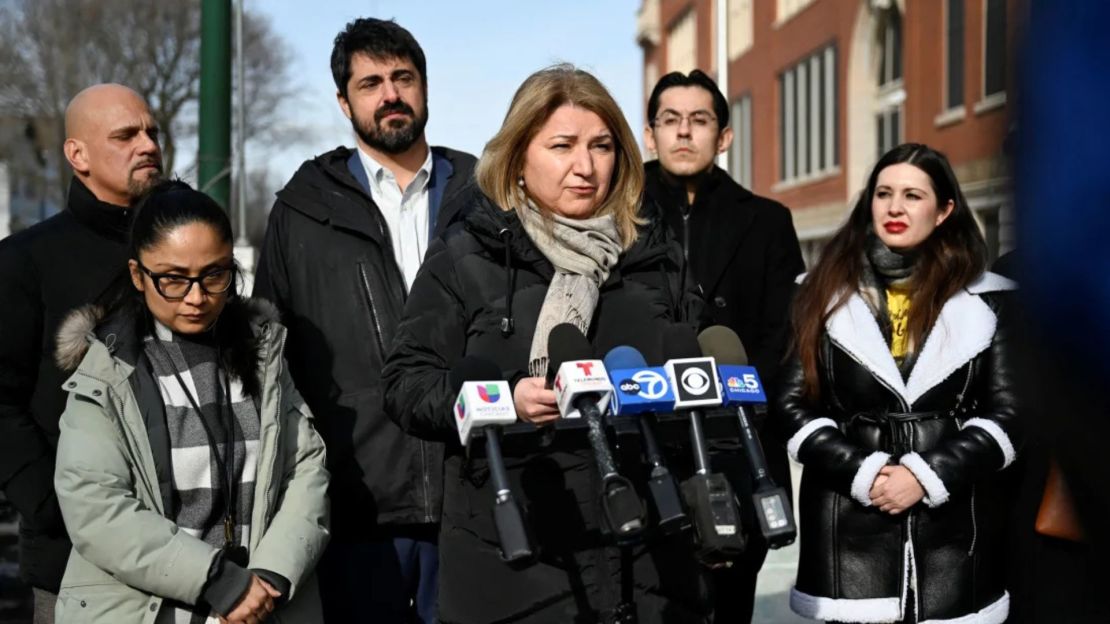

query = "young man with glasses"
[0,83,163,623]
[643,70,805,623]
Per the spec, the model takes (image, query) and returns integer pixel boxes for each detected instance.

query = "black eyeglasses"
[138,262,235,300]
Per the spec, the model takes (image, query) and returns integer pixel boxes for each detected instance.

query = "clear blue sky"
[252,0,645,187]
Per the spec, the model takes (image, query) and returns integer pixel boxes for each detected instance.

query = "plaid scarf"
[144,322,260,624]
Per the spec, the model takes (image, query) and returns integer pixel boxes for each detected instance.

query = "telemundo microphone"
[548,324,646,541]
[662,325,746,563]
[451,357,534,564]
[603,345,687,534]
[698,326,797,549]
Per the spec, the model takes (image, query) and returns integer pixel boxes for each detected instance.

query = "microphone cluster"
[448,322,796,566]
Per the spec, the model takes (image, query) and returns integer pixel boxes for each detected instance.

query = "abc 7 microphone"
[663,326,747,565]
[548,324,646,541]
[451,357,534,564]
[698,326,797,549]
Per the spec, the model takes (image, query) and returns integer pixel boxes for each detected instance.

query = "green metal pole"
[198,0,231,208]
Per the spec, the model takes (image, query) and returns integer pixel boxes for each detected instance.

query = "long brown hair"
[791,143,988,400]
[475,64,644,249]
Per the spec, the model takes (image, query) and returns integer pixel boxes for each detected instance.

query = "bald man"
[0,83,162,623]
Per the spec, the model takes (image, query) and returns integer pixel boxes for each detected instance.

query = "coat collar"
[825,271,1015,406]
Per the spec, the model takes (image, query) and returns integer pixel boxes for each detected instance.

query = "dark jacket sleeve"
[900,292,1022,506]
[775,351,892,507]
[0,241,63,531]
[752,205,805,390]
[252,199,291,311]
[382,237,469,442]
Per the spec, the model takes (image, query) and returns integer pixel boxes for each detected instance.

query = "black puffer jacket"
[383,194,709,623]
[776,273,1021,623]
[253,145,475,535]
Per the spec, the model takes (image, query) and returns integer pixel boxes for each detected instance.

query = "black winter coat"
[253,145,475,536]
[0,178,132,591]
[383,195,711,623]
[776,273,1020,623]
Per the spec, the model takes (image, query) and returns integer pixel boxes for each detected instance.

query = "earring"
[517,176,525,188]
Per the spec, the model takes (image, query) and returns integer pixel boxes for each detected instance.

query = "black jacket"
[383,195,710,623]
[776,273,1020,623]
[253,145,475,535]
[0,178,133,591]
[643,160,804,559]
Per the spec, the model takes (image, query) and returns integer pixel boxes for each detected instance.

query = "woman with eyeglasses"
[51,180,329,624]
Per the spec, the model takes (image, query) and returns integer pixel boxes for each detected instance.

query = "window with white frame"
[666,9,697,75]
[729,95,752,189]
[946,0,965,110]
[876,5,904,157]
[779,45,837,183]
[983,0,1006,98]
[728,0,754,60]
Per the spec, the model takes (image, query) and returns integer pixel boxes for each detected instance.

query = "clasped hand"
[869,465,925,514]
[219,576,281,624]
[513,377,560,425]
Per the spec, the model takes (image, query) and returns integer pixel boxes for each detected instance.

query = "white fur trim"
[904,289,998,405]
[962,418,1017,469]
[919,592,1010,624]
[790,588,902,623]
[899,452,950,507]
[786,418,838,462]
[795,272,808,285]
[966,271,1018,294]
[850,451,892,507]
[827,294,909,405]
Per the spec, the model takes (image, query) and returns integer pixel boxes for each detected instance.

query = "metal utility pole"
[235,0,248,246]
[198,0,231,208]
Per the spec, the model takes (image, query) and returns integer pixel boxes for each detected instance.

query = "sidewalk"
[752,460,808,623]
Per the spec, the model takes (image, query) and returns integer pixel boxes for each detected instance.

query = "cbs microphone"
[662,325,746,563]
[548,324,645,541]
[451,357,533,563]
[698,326,797,549]
[604,346,687,534]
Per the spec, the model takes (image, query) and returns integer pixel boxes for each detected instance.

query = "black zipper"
[357,263,386,352]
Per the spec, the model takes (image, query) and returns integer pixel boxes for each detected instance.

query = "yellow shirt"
[887,287,911,361]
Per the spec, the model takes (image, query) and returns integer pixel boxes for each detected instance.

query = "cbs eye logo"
[680,367,711,396]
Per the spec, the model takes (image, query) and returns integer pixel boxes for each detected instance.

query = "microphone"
[698,326,797,549]
[547,324,645,540]
[604,346,687,534]
[662,325,746,563]
[450,357,533,563]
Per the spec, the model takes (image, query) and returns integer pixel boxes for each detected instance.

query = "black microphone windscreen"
[697,326,749,366]
[547,323,594,372]
[662,324,702,360]
[449,356,503,393]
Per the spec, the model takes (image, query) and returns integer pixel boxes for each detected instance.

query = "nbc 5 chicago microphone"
[662,325,746,563]
[547,324,646,541]
[697,326,797,548]
[604,345,687,534]
[450,357,533,563]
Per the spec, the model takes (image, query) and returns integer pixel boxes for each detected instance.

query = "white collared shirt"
[356,147,433,291]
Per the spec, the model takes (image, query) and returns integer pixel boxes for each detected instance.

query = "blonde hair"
[475,64,644,249]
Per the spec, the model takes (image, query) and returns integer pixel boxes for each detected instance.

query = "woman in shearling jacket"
[777,144,1019,624]
[52,181,329,624]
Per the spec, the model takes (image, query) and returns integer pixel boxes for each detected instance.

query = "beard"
[351,97,429,154]
[127,161,164,200]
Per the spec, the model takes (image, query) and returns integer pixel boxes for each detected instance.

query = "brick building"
[637,0,1019,265]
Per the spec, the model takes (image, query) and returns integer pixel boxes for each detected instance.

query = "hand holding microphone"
[513,377,559,425]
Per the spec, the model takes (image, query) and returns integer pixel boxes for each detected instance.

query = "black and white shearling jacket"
[775,272,1019,624]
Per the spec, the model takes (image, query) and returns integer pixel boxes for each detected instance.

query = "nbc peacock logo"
[477,383,501,403]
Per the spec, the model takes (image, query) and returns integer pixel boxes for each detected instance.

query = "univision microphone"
[698,326,797,549]
[450,357,533,564]
[548,324,645,541]
[604,346,687,534]
[662,325,746,563]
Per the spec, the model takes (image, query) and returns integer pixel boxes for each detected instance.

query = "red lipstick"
[883,222,908,234]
